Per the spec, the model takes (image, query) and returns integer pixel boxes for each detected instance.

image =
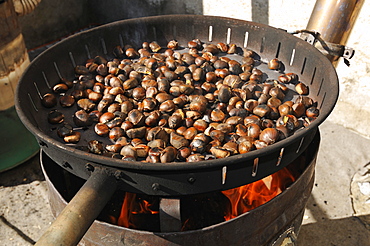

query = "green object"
[0,106,39,172]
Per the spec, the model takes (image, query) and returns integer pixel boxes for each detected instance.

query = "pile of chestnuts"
[43,39,319,163]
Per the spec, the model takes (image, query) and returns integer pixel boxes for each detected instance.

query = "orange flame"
[109,166,297,230]
[222,167,296,221]
[113,192,159,229]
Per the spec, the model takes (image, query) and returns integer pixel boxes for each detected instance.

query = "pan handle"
[35,167,117,246]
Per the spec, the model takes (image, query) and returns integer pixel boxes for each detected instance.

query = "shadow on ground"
[298,215,370,246]
[0,152,44,187]
[298,195,370,246]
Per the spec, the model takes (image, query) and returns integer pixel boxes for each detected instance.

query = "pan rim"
[15,14,338,172]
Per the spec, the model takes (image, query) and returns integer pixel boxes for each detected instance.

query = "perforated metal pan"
[16,15,338,196]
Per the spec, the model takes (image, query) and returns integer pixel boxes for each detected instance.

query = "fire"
[108,166,298,231]
[221,167,296,221]
[112,192,159,229]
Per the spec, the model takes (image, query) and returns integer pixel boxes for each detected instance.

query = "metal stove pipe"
[305,0,364,66]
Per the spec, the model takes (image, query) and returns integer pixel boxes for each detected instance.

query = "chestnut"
[48,110,64,124]
[238,138,255,154]
[57,123,73,138]
[268,58,281,70]
[94,123,109,137]
[106,144,123,153]
[259,128,279,145]
[170,132,189,149]
[88,140,104,155]
[59,95,75,108]
[295,82,309,95]
[247,123,261,139]
[306,106,319,118]
[253,104,271,118]
[160,146,177,163]
[120,145,137,159]
[186,153,205,162]
[41,93,57,108]
[39,37,320,163]
[210,146,231,159]
[127,109,145,126]
[167,40,179,49]
[53,83,69,93]
[74,109,93,127]
[64,131,81,144]
[126,126,147,139]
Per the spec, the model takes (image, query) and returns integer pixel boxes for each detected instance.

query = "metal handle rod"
[35,168,117,246]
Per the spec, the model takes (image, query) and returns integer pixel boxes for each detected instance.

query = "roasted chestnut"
[306,106,319,118]
[48,110,64,124]
[268,58,281,70]
[295,82,309,95]
[40,37,319,163]
[259,128,279,145]
[41,93,57,108]
[64,131,81,143]
[73,109,93,127]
